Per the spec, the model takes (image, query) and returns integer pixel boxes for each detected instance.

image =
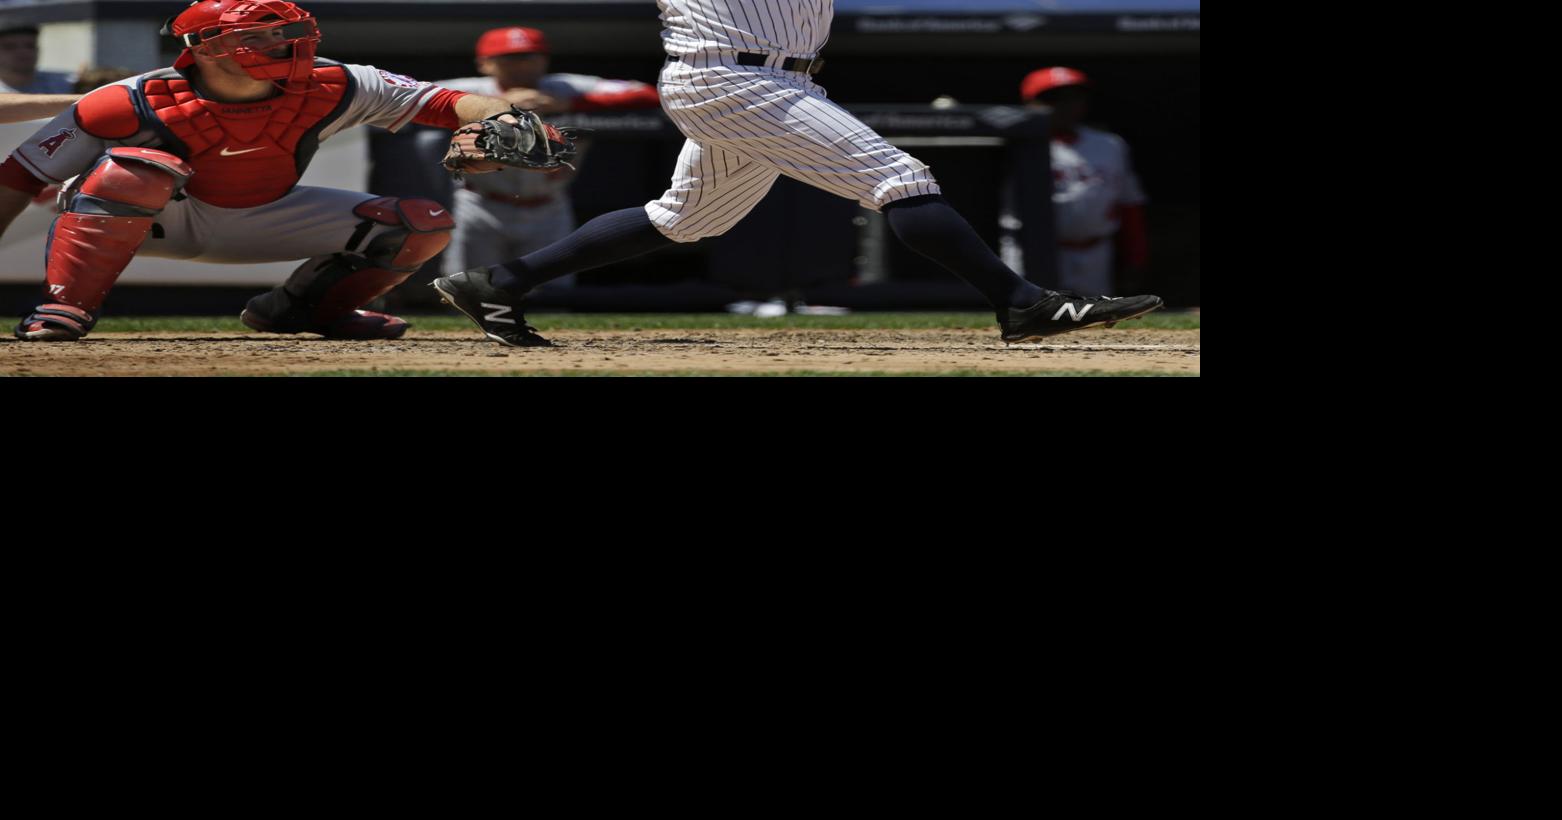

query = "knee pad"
[349,196,454,271]
[35,148,194,327]
[61,147,192,218]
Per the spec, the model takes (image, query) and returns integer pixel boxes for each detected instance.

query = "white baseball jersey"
[998,127,1147,296]
[1051,125,1146,243]
[645,0,938,243]
[659,0,832,62]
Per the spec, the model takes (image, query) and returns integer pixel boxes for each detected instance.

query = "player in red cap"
[1017,66,1150,297]
[432,26,661,286]
[0,0,556,341]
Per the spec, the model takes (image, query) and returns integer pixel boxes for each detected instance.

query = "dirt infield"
[1,327,1200,376]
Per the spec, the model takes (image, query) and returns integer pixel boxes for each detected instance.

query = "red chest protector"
[135,64,352,208]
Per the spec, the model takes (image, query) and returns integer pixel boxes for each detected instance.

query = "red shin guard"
[44,213,157,314]
[242,197,453,338]
[309,197,453,325]
[41,148,192,316]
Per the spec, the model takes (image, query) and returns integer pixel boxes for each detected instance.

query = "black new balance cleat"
[999,291,1164,343]
[431,267,553,348]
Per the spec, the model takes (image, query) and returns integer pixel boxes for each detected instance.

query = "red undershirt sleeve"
[412,89,471,130]
[0,156,48,197]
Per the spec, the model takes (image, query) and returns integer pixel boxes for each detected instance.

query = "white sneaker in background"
[752,299,789,319]
[793,304,850,316]
[725,300,760,315]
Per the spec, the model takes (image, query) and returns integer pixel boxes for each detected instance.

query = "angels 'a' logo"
[377,70,422,89]
[37,129,76,158]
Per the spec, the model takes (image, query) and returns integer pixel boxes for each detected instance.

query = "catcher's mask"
[162,0,321,90]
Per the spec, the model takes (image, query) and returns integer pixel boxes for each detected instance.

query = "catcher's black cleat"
[999,290,1164,343]
[431,267,554,348]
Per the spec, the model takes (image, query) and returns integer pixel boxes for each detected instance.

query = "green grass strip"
[94,311,1199,334]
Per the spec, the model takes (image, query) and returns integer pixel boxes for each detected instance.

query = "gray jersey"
[658,0,832,60]
[8,61,439,189]
[5,61,447,275]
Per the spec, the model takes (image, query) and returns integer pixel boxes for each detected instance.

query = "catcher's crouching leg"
[241,197,454,340]
[16,148,192,341]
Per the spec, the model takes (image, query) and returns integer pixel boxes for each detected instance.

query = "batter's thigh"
[667,81,942,212]
[139,186,398,265]
[645,137,782,243]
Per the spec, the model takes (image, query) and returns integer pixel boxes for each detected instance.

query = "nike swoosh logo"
[220,147,265,157]
[429,209,446,217]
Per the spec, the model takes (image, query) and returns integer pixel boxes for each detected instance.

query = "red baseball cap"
[1021,67,1090,101]
[476,27,550,58]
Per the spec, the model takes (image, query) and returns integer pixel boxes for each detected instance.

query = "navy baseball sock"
[494,207,675,293]
[882,195,1045,310]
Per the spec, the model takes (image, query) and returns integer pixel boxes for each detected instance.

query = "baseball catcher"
[0,0,567,342]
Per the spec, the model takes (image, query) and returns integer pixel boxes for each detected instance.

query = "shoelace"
[1052,290,1121,303]
[502,320,543,337]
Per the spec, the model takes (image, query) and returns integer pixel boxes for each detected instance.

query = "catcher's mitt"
[442,108,581,179]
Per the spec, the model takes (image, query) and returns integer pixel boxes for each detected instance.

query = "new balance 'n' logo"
[481,303,516,325]
[1053,302,1093,322]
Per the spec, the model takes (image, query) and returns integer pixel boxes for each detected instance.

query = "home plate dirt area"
[2,316,1200,376]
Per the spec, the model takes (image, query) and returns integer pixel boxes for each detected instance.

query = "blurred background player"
[1022,66,1148,297]
[0,92,79,124]
[73,65,137,94]
[429,26,660,287]
[0,20,75,93]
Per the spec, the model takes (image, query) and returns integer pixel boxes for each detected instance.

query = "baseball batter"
[434,26,661,283]
[1022,67,1149,297]
[433,0,1163,347]
[0,0,544,341]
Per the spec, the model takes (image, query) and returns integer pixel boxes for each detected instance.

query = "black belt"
[667,52,825,76]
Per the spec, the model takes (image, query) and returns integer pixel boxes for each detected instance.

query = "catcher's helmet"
[162,0,321,87]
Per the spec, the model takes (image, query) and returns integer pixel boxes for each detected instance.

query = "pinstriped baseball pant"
[645,57,941,243]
